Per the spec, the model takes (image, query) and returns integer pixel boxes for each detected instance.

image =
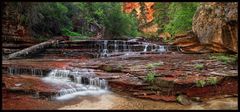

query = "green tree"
[164,2,199,36]
[102,3,138,38]
[153,2,170,33]
[4,2,139,40]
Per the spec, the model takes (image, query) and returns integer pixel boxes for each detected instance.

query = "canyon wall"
[174,2,238,53]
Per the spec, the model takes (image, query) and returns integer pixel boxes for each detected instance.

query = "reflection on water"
[59,92,238,110]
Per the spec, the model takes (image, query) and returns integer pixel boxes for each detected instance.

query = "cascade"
[42,68,108,99]
[8,67,44,76]
[101,40,109,57]
[157,45,166,53]
[123,41,127,52]
[114,40,118,52]
[143,44,149,52]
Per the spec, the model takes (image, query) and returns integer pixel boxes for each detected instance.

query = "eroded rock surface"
[3,49,238,105]
[174,2,238,53]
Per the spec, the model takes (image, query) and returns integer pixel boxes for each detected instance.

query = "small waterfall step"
[42,68,109,100]
[6,66,50,77]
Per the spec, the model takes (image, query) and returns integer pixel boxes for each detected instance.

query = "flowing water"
[3,40,237,110]
[8,67,45,76]
[143,43,149,52]
[97,40,168,58]
[41,68,108,100]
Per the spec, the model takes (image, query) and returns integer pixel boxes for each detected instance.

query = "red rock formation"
[123,2,157,34]
[144,2,155,23]
[192,2,238,53]
[123,2,140,14]
[123,2,155,23]
[174,2,238,53]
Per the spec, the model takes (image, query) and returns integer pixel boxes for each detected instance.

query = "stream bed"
[2,40,238,110]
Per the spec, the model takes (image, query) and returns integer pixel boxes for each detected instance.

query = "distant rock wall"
[123,2,158,34]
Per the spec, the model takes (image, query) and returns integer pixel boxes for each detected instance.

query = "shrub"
[7,2,139,41]
[69,36,89,41]
[206,77,218,85]
[162,37,174,43]
[196,80,206,87]
[209,53,238,64]
[104,66,112,72]
[164,3,199,36]
[145,72,156,84]
[61,28,81,36]
[196,77,218,87]
[194,64,204,70]
[147,62,164,69]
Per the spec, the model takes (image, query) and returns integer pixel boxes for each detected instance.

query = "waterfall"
[42,68,109,100]
[8,67,44,76]
[157,45,166,53]
[152,44,158,52]
[114,40,118,52]
[101,40,109,57]
[143,44,149,52]
[123,41,127,52]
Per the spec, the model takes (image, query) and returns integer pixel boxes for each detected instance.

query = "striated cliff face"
[174,2,238,53]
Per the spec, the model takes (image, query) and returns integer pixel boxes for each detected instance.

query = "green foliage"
[141,32,159,40]
[61,28,81,36]
[145,72,156,84]
[153,2,199,36]
[196,80,206,87]
[102,3,139,38]
[116,64,123,71]
[209,53,238,64]
[176,95,183,103]
[147,62,164,69]
[162,37,174,43]
[164,3,199,36]
[8,2,139,41]
[153,2,170,33]
[69,36,89,41]
[194,64,204,70]
[207,77,218,85]
[196,77,218,87]
[104,66,112,72]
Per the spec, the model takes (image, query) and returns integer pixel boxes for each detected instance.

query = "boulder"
[192,2,238,53]
[173,2,238,53]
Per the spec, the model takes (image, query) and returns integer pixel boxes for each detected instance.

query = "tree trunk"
[7,40,57,59]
